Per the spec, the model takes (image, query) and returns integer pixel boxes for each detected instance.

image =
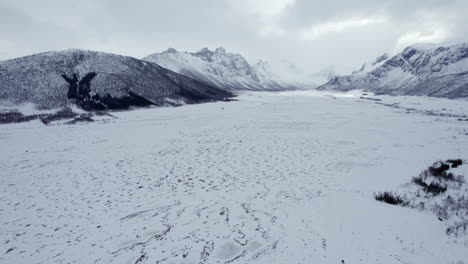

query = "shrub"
[436,171,455,181]
[446,159,463,168]
[413,176,448,195]
[424,182,447,195]
[412,176,428,187]
[427,162,458,181]
[375,192,408,206]
[446,221,468,236]
[428,163,450,177]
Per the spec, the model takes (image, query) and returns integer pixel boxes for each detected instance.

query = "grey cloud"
[280,0,459,26]
[0,0,467,74]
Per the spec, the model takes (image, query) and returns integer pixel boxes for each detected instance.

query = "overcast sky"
[1,0,467,74]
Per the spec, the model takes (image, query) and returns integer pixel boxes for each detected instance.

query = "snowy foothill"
[1,91,467,263]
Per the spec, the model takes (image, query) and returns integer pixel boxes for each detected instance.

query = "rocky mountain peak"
[374,53,389,65]
[164,48,178,53]
[193,48,215,62]
[215,47,226,55]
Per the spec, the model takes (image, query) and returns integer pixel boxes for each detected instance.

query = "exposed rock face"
[317,42,468,98]
[62,72,97,100]
[61,72,156,111]
[62,73,79,99]
[0,49,234,109]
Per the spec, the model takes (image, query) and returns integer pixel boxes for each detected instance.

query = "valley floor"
[1,91,467,264]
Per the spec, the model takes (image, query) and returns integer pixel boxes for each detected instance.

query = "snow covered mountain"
[143,48,310,91]
[317,43,468,98]
[0,49,233,109]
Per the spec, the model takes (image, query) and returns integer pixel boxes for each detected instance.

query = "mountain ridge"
[143,47,310,91]
[317,42,468,98]
[0,49,233,109]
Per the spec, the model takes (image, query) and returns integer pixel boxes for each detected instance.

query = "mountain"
[0,49,233,110]
[143,47,310,91]
[317,43,468,98]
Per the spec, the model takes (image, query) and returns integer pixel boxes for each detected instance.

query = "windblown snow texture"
[1,91,467,263]
[317,42,468,98]
[0,49,233,109]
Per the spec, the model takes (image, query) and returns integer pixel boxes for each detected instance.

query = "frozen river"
[1,91,467,263]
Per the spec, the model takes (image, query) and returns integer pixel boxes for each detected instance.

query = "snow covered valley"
[1,91,467,264]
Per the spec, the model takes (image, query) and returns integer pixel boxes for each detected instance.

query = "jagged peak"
[194,47,213,55]
[405,41,468,52]
[401,46,418,59]
[373,53,389,65]
[215,47,226,55]
[163,48,177,53]
[193,47,229,57]
[151,47,244,60]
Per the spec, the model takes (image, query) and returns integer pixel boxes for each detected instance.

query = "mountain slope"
[143,48,307,91]
[317,43,468,98]
[0,49,233,109]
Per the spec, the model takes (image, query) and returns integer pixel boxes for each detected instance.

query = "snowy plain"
[1,91,467,264]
